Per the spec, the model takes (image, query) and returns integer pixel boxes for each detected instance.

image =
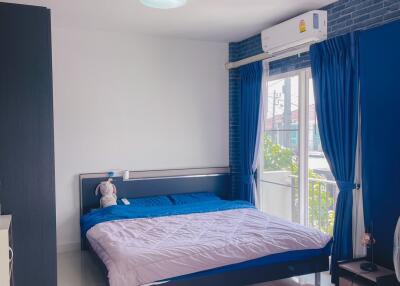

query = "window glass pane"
[307,78,338,235]
[260,75,299,222]
[259,182,297,222]
[262,130,298,186]
[260,72,339,235]
[265,77,299,131]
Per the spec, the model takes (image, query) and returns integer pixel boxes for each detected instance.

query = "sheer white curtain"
[255,62,269,210]
[353,106,366,258]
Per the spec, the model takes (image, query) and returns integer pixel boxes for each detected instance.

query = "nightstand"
[338,259,400,286]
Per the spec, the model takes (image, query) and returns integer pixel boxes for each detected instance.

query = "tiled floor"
[57,251,333,286]
[58,251,106,286]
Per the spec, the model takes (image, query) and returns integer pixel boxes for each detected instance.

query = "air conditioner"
[261,10,327,57]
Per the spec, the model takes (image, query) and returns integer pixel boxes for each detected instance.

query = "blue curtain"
[310,32,359,284]
[238,61,263,204]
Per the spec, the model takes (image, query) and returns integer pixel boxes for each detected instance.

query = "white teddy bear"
[95,178,117,208]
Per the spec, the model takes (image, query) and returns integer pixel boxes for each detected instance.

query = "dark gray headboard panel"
[79,167,231,216]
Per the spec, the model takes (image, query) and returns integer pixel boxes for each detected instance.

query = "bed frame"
[79,167,328,286]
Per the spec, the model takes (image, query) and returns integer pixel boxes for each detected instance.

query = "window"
[259,68,338,235]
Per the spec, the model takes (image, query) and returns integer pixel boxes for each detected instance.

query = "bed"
[80,167,332,286]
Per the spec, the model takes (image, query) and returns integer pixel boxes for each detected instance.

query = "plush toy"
[95,178,117,208]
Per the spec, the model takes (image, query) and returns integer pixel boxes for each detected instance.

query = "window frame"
[259,67,313,226]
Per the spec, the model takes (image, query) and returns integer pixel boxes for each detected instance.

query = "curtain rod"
[225,44,311,70]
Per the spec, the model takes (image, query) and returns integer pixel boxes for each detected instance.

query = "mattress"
[85,203,331,286]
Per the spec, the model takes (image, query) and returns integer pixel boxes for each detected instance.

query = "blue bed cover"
[81,199,254,235]
[167,240,332,282]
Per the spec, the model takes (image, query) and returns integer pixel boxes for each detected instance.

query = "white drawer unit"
[0,215,12,286]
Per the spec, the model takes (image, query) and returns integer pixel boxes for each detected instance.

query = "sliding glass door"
[259,68,338,235]
[259,74,300,222]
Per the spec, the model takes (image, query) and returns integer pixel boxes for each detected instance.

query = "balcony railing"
[259,172,339,236]
[290,175,339,235]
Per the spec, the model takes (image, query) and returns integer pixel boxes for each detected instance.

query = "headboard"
[79,167,230,250]
[79,167,231,216]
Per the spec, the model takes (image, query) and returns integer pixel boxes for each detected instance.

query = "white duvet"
[87,208,331,286]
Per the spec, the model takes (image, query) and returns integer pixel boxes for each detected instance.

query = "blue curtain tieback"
[336,181,355,192]
[241,174,255,185]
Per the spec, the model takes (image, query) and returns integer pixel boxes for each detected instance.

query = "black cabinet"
[339,260,400,286]
[0,3,56,286]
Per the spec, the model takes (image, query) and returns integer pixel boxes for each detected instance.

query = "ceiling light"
[140,0,187,9]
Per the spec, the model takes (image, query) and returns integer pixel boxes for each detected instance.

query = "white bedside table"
[0,215,12,286]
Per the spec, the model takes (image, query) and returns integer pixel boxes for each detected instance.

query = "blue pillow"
[169,192,221,205]
[118,195,173,207]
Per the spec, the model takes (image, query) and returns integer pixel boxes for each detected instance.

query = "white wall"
[52,27,228,250]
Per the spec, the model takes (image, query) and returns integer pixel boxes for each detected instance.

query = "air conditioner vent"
[261,10,327,56]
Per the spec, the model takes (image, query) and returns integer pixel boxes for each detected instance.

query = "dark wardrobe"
[0,2,57,286]
[360,20,400,269]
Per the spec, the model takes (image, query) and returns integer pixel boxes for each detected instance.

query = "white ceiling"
[5,0,336,42]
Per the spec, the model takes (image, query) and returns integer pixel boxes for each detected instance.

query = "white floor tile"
[58,251,107,286]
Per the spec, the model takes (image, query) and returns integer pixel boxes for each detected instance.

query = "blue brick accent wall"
[229,0,400,198]
[229,35,262,199]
